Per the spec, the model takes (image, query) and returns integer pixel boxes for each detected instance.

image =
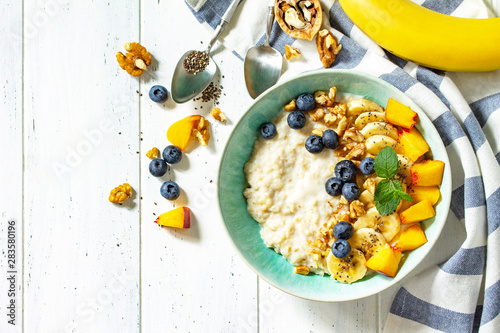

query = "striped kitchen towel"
[184,0,500,331]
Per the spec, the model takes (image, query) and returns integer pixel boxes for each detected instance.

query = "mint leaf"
[374,146,399,178]
[375,192,400,216]
[374,179,412,216]
[394,190,414,202]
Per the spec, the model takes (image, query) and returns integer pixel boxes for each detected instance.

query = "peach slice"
[385,98,418,129]
[411,160,445,186]
[400,199,435,224]
[409,186,441,205]
[166,115,202,151]
[365,244,402,277]
[398,127,429,162]
[398,224,428,252]
[155,207,191,229]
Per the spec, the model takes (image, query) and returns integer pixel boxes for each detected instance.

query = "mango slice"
[400,199,435,224]
[167,115,202,151]
[398,127,429,162]
[398,224,428,252]
[365,244,402,277]
[155,207,191,229]
[386,98,418,129]
[411,160,445,186]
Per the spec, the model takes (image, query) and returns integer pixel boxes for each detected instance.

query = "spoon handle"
[264,5,275,48]
[221,0,242,24]
[206,0,243,53]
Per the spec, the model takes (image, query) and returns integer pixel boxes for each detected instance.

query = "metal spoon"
[171,0,242,104]
[244,3,283,99]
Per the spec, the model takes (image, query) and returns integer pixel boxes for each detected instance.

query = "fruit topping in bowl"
[243,85,445,283]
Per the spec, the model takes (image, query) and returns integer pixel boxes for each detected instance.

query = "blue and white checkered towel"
[185,0,500,331]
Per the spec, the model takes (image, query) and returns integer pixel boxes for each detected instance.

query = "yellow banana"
[338,0,500,72]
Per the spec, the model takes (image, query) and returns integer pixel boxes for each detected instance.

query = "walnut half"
[316,29,342,68]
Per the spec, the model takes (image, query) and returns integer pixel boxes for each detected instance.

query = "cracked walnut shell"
[316,29,342,68]
[116,42,152,77]
[275,0,323,40]
[109,183,133,203]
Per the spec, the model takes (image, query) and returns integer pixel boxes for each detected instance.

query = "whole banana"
[338,0,500,72]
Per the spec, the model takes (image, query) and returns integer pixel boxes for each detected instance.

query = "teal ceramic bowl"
[218,69,451,301]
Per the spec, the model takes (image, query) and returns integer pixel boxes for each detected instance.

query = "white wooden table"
[0,0,468,332]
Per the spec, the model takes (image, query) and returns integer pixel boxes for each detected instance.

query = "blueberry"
[333,221,354,240]
[160,181,180,200]
[305,135,324,154]
[162,145,182,164]
[149,158,168,177]
[334,160,358,183]
[322,129,339,149]
[149,85,169,103]
[332,239,351,259]
[287,111,306,129]
[359,157,375,175]
[260,122,277,139]
[325,177,344,196]
[342,182,360,201]
[296,93,315,111]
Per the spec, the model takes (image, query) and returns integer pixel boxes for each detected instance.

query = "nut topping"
[116,42,152,77]
[316,29,342,68]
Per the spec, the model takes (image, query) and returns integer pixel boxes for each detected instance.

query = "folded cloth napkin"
[185,0,500,331]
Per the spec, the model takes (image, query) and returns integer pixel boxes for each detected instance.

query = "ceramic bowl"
[217,69,451,301]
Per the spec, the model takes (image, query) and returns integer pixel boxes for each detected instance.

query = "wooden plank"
[139,1,258,331]
[259,280,378,332]
[23,0,140,331]
[0,1,23,332]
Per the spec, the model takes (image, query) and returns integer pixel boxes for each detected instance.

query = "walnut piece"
[310,108,325,122]
[109,183,133,204]
[345,143,366,160]
[316,29,342,68]
[285,44,301,60]
[343,127,365,143]
[328,103,347,117]
[116,42,152,77]
[312,128,324,137]
[350,200,366,219]
[314,91,334,107]
[146,147,160,159]
[193,117,210,146]
[210,107,227,124]
[363,178,377,194]
[336,116,348,137]
[294,265,310,275]
[284,99,297,111]
[324,113,337,127]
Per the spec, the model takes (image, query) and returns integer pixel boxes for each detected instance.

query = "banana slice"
[360,121,398,140]
[347,98,383,117]
[354,207,401,242]
[358,190,375,210]
[349,227,387,260]
[326,249,367,284]
[365,135,398,155]
[355,111,387,130]
[397,154,413,186]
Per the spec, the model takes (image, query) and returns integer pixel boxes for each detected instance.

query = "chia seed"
[183,51,209,75]
[194,82,223,105]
